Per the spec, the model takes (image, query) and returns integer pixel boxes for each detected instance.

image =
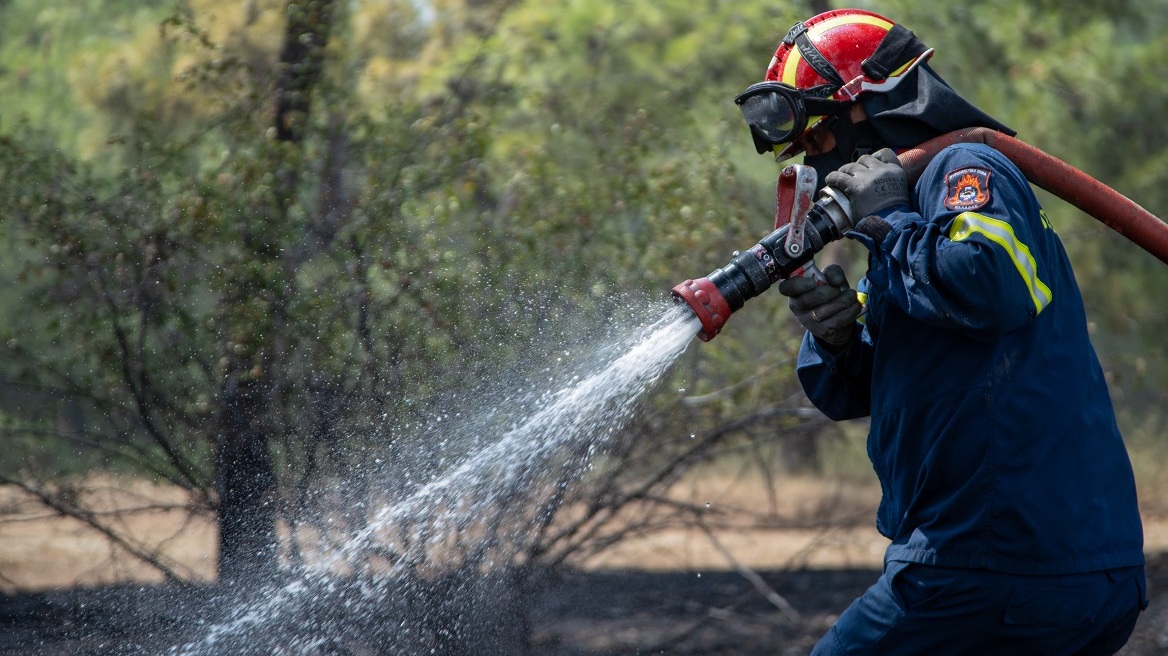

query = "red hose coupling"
[671,277,731,342]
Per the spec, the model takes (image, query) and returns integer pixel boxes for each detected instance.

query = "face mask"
[803,117,884,194]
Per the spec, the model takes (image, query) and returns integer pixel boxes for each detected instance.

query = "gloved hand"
[824,148,907,222]
[777,264,862,349]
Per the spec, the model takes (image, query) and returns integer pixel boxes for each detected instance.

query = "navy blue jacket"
[796,143,1144,574]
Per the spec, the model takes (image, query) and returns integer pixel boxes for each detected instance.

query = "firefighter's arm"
[845,145,1050,337]
[777,263,872,419]
[793,327,874,421]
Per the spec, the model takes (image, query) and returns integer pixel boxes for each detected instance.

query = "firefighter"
[735,9,1148,654]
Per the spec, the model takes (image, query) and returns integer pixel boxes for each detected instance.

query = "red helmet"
[741,9,933,159]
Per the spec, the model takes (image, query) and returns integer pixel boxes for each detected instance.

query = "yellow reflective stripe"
[855,290,869,325]
[780,14,895,86]
[780,47,800,86]
[886,56,917,78]
[949,212,1053,314]
[809,13,894,38]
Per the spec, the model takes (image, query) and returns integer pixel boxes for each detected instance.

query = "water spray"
[673,129,1168,341]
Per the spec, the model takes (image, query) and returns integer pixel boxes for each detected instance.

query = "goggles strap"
[801,83,841,100]
[783,22,846,89]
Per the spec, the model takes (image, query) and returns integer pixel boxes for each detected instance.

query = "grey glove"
[777,264,862,349]
[824,148,907,221]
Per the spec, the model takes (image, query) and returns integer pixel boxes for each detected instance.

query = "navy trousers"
[812,561,1148,655]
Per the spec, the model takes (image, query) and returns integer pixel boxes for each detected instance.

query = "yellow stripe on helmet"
[779,14,895,87]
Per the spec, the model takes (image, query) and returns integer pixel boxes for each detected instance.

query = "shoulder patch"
[943,166,993,211]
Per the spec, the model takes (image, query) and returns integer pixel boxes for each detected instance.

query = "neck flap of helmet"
[862,25,930,82]
[859,26,1016,150]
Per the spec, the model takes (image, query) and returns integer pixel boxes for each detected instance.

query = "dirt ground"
[0,555,1165,655]
[531,555,1168,656]
[2,476,1168,654]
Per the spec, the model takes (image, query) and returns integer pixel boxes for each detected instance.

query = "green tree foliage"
[0,0,801,581]
[1,0,1166,583]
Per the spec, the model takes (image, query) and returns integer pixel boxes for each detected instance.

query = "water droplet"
[166,307,701,654]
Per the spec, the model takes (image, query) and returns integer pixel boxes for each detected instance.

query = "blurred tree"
[0,0,813,586]
[0,0,494,583]
[209,0,338,584]
[1,0,1166,597]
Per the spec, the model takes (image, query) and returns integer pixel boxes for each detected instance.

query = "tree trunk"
[807,0,831,16]
[215,378,278,584]
[274,0,337,145]
[212,0,338,584]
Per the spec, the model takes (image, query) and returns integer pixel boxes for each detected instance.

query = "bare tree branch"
[0,477,196,585]
[696,519,801,620]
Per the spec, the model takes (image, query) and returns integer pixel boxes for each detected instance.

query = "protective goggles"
[734,82,847,155]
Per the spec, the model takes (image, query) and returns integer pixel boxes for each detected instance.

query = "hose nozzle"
[672,190,852,341]
[671,278,731,341]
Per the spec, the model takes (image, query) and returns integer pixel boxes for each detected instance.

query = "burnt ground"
[2,554,1167,655]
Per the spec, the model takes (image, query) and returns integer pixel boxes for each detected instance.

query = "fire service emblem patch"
[944,167,992,211]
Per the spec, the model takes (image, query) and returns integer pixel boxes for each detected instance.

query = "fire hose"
[672,128,1168,341]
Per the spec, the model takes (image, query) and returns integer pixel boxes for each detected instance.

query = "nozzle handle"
[792,260,827,285]
[672,193,852,341]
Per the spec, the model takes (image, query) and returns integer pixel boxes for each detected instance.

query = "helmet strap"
[783,22,846,89]
[803,114,884,194]
[826,113,884,162]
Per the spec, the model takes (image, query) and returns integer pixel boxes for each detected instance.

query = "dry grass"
[0,478,216,592]
[2,466,1167,593]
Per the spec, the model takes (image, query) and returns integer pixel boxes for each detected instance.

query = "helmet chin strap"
[803,113,886,193]
[828,113,883,162]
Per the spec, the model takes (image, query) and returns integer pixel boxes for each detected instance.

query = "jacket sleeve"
[847,143,1053,338]
[795,325,874,421]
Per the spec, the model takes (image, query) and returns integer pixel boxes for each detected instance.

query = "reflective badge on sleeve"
[944,167,992,211]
